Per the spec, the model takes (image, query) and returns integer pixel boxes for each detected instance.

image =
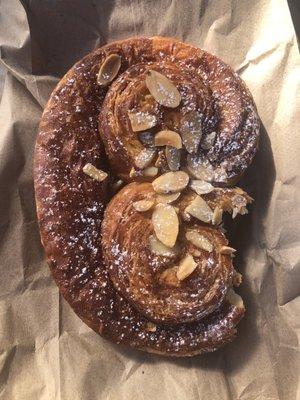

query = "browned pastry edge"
[34,36,248,356]
[101,182,234,325]
[98,38,260,185]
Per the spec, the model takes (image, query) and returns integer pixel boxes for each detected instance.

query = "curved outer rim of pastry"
[101,182,235,326]
[34,36,248,357]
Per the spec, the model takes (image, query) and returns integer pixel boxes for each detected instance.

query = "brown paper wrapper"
[0,1,299,399]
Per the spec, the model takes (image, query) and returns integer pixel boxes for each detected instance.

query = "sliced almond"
[190,180,214,195]
[219,246,236,255]
[154,130,182,149]
[133,199,155,212]
[139,131,155,147]
[233,270,242,287]
[180,111,202,154]
[232,208,239,219]
[226,289,244,309]
[212,206,223,225]
[129,167,138,178]
[149,235,180,257]
[156,192,180,204]
[143,166,158,177]
[152,204,179,247]
[135,148,157,169]
[187,155,214,181]
[146,322,157,332]
[152,171,189,194]
[176,254,197,281]
[165,146,181,171]
[201,131,216,150]
[83,163,108,182]
[97,54,121,86]
[158,266,180,287]
[185,231,213,252]
[128,111,157,132]
[185,195,213,223]
[145,70,181,108]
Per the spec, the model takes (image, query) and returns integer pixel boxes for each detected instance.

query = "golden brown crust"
[99,36,260,185]
[101,182,234,325]
[34,36,253,356]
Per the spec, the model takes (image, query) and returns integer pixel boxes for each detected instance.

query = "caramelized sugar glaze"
[34,37,259,356]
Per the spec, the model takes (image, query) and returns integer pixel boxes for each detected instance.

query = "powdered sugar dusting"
[35,37,253,356]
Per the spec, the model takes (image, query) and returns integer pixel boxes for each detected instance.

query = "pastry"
[102,182,251,325]
[34,36,259,356]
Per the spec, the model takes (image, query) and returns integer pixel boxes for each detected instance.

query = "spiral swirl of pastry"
[102,182,234,324]
[99,40,259,185]
[35,37,258,356]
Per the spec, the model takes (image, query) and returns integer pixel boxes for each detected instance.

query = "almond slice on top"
[156,192,181,204]
[226,289,244,309]
[143,166,159,177]
[187,155,214,181]
[134,148,157,169]
[129,167,138,178]
[154,130,182,149]
[185,230,213,252]
[149,235,180,257]
[132,199,155,212]
[152,203,179,247]
[145,70,181,108]
[152,171,189,194]
[158,266,180,287]
[212,206,223,225]
[128,111,157,132]
[219,246,236,255]
[83,163,108,182]
[185,195,213,223]
[97,54,121,86]
[176,254,197,281]
[190,179,214,195]
[180,111,203,154]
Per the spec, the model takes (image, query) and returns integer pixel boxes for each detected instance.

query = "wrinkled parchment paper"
[0,0,299,399]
